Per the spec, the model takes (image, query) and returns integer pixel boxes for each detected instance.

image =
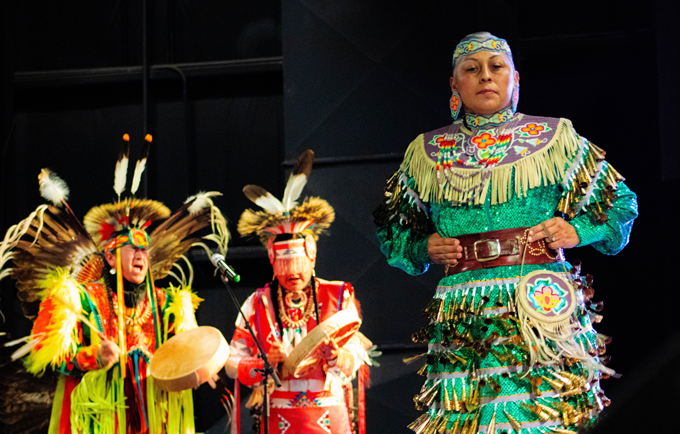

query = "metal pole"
[142,0,149,197]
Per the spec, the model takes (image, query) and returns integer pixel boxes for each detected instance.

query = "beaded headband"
[104,228,151,252]
[452,33,513,68]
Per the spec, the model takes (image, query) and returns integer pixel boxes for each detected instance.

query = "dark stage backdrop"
[1,1,679,433]
[281,1,678,433]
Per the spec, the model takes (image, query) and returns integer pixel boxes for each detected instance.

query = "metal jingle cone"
[459,413,472,434]
[504,411,522,433]
[408,413,431,434]
[486,407,497,434]
[451,384,462,412]
[467,411,481,434]
[443,385,453,412]
[536,402,561,419]
[541,375,565,391]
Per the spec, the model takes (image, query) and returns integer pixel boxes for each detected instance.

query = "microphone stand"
[219,274,281,434]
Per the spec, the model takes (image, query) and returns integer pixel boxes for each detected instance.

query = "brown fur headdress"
[237,150,335,246]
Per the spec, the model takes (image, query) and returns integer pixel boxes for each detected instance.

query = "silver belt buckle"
[473,238,501,262]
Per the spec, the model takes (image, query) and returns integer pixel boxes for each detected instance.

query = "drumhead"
[282,309,361,378]
[150,326,230,392]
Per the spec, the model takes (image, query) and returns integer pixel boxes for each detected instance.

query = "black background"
[1,0,679,432]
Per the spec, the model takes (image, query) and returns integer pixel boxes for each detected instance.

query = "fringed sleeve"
[570,177,638,255]
[374,136,435,276]
[25,268,102,376]
[557,131,638,255]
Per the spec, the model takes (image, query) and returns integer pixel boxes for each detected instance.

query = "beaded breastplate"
[423,114,562,170]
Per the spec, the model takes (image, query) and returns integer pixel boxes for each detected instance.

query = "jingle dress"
[26,270,199,434]
[227,278,371,434]
[375,112,638,433]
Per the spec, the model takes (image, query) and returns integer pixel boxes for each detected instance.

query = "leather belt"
[445,227,561,276]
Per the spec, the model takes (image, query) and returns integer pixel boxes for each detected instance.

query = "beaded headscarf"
[452,32,519,124]
[452,32,513,68]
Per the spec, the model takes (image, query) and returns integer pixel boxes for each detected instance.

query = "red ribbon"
[358,364,368,434]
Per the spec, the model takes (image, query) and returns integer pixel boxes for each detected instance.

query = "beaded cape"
[399,114,622,221]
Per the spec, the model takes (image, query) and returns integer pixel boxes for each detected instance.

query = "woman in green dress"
[375,32,638,434]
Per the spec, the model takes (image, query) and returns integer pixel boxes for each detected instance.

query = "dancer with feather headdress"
[0,134,229,434]
[224,150,375,434]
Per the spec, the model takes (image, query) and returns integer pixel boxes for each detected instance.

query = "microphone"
[211,253,241,283]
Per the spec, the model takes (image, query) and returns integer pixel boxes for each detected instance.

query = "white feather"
[39,169,70,205]
[281,174,308,211]
[256,192,285,214]
[11,338,40,361]
[243,185,285,214]
[130,158,146,195]
[114,157,128,196]
[4,333,39,347]
[186,191,222,215]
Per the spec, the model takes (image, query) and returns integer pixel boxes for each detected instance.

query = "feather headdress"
[0,134,230,320]
[238,149,335,245]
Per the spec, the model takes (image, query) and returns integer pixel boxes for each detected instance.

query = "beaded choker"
[464,106,515,129]
[123,299,152,334]
[277,284,315,329]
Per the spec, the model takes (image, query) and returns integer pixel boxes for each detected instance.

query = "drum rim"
[150,326,230,391]
[282,309,362,378]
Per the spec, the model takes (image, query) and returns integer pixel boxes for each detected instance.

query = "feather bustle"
[148,201,215,281]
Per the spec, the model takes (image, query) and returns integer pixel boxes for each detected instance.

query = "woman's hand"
[267,342,287,364]
[528,217,579,249]
[428,233,463,265]
[97,338,122,369]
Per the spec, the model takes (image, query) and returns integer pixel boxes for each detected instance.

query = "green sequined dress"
[375,113,638,434]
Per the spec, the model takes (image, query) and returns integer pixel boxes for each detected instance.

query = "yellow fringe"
[164,285,202,335]
[25,268,82,375]
[402,118,581,205]
[70,368,126,434]
[68,368,195,434]
[148,376,195,434]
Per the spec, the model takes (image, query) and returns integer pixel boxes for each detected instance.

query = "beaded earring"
[110,268,116,275]
[450,90,462,119]
[512,85,520,113]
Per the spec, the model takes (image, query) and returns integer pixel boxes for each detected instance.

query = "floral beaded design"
[519,123,547,136]
[427,119,559,169]
[429,128,519,170]
[471,132,496,149]
[528,278,569,314]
